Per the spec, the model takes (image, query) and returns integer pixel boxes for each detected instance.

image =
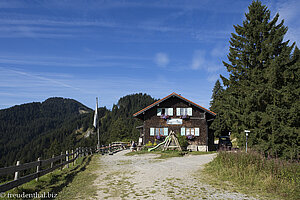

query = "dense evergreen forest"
[0,93,156,170]
[210,1,300,160]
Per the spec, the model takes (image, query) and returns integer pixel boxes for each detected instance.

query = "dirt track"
[93,150,257,199]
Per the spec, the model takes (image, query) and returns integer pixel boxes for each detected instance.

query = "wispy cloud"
[191,50,205,70]
[190,48,224,82]
[273,0,300,44]
[154,53,169,67]
[0,54,150,68]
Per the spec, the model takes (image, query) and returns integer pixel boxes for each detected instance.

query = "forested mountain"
[210,1,300,159]
[0,93,156,170]
[0,97,95,168]
[98,93,157,144]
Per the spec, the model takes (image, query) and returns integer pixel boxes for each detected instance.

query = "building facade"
[133,93,216,151]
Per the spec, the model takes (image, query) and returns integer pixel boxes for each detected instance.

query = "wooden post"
[75,148,78,163]
[14,161,20,181]
[72,150,74,166]
[36,157,40,181]
[51,154,54,168]
[66,151,69,168]
[60,152,63,170]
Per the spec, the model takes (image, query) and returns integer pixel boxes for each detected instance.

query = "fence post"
[60,152,63,170]
[14,161,20,181]
[36,157,40,181]
[75,148,78,163]
[72,149,74,166]
[66,150,69,168]
[51,154,54,168]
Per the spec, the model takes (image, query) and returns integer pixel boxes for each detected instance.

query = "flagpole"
[94,97,100,151]
[97,125,100,151]
[96,97,100,151]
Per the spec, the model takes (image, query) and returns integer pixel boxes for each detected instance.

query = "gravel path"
[94,150,258,200]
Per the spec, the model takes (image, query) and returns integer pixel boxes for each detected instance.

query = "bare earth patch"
[94,150,258,200]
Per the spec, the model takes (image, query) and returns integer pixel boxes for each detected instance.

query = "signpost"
[244,130,250,153]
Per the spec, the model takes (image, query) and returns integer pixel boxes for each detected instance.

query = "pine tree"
[209,80,229,137]
[220,0,299,158]
[210,79,224,107]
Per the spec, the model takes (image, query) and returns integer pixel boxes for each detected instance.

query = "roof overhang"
[133,92,216,117]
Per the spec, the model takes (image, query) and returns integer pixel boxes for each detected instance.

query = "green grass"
[125,149,216,159]
[2,155,99,200]
[203,151,300,200]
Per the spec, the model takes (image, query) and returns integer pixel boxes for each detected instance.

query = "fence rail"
[0,147,93,193]
[0,143,128,193]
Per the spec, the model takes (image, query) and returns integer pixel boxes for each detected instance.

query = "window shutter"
[195,128,200,136]
[150,128,155,136]
[157,108,162,116]
[164,128,168,136]
[187,108,192,116]
[181,127,185,136]
[168,108,173,116]
[176,108,180,116]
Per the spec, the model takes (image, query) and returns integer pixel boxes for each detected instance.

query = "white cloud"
[190,48,224,83]
[274,0,300,44]
[210,45,228,58]
[154,53,169,67]
[207,74,220,83]
[191,50,206,70]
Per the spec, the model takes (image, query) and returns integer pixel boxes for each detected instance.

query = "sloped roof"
[133,92,216,117]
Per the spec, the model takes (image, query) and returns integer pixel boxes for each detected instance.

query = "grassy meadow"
[203,150,300,200]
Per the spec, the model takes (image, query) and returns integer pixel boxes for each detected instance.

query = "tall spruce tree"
[210,80,229,137]
[220,0,299,159]
[210,79,224,107]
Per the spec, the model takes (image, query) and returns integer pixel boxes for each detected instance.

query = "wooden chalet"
[133,92,216,151]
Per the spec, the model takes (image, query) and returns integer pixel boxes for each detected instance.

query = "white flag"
[93,98,98,128]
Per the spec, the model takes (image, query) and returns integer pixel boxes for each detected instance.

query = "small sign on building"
[166,118,183,125]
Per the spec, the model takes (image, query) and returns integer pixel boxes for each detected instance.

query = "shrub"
[176,133,189,150]
[145,141,153,147]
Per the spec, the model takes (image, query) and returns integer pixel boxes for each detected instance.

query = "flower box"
[161,114,170,119]
[187,135,195,140]
[181,115,189,119]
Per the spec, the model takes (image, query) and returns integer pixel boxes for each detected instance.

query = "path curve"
[94,150,257,199]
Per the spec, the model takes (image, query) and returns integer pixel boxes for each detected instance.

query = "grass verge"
[2,154,99,200]
[202,151,300,200]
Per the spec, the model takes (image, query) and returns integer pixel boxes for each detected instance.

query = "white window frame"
[176,107,192,116]
[150,127,169,136]
[150,128,155,136]
[180,127,200,136]
[157,108,173,116]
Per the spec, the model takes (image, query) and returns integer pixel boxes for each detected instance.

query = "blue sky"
[0,0,299,110]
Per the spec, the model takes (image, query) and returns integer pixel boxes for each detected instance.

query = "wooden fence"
[0,147,93,193]
[0,143,128,193]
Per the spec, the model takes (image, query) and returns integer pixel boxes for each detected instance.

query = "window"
[150,127,168,136]
[180,127,200,136]
[176,108,192,116]
[157,108,173,116]
[155,128,163,135]
[200,113,205,119]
